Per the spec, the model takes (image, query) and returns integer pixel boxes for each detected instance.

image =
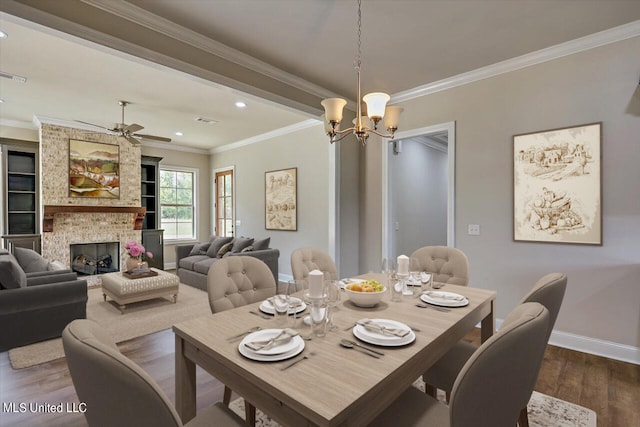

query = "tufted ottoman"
[101,268,179,314]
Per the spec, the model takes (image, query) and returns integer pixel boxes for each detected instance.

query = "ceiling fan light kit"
[321,0,403,146]
[76,100,171,144]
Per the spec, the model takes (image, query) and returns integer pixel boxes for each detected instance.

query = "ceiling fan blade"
[124,123,144,133]
[122,135,141,145]
[134,133,172,143]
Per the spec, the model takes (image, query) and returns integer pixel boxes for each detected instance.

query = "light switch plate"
[468,224,480,235]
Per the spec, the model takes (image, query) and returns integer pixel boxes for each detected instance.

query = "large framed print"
[513,122,602,245]
[265,167,297,231]
[69,139,120,199]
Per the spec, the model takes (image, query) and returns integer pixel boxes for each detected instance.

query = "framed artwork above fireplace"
[69,139,120,199]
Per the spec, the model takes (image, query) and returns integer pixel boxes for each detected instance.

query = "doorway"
[382,121,455,261]
[214,167,235,237]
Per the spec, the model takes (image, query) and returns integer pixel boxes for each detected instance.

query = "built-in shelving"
[141,155,164,268]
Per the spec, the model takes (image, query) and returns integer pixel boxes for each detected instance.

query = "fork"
[415,302,451,312]
[249,310,271,319]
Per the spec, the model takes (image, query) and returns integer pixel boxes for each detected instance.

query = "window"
[159,167,196,241]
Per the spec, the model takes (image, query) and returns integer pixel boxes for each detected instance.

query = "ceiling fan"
[76,100,171,144]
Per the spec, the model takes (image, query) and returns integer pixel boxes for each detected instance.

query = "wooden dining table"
[173,274,496,426]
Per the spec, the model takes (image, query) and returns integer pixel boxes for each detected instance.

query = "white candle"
[308,269,324,298]
[397,255,409,276]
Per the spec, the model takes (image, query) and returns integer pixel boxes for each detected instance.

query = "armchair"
[0,249,88,352]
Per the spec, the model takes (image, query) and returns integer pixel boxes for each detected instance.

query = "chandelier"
[321,0,403,146]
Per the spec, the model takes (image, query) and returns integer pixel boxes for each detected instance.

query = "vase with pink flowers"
[124,241,153,273]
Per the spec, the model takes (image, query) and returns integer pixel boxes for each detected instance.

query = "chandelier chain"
[355,0,362,71]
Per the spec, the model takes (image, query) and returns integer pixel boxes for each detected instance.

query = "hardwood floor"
[0,329,637,427]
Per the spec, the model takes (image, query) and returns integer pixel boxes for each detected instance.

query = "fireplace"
[70,242,120,276]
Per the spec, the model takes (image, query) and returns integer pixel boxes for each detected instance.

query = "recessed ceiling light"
[0,99,4,103]
[235,101,247,108]
[175,131,183,136]
[0,30,8,39]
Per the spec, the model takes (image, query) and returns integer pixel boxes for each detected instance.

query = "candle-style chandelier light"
[321,0,403,146]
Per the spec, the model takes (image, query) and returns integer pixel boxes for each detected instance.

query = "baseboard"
[495,319,639,365]
[164,262,176,270]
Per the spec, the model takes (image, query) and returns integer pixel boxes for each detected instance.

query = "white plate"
[239,329,305,360]
[353,319,416,347]
[420,291,469,307]
[259,297,307,315]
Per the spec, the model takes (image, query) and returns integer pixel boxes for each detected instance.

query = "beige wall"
[211,124,330,279]
[361,36,640,358]
[140,145,212,267]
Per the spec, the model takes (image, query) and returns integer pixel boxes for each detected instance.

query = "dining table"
[173,273,496,426]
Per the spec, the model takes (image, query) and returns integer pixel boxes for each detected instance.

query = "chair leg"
[245,401,256,427]
[445,390,451,403]
[518,406,529,427]
[223,385,232,406]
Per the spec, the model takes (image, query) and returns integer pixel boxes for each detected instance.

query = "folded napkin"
[424,291,465,301]
[244,328,298,351]
[357,319,410,337]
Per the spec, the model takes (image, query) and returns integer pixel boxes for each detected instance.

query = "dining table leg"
[480,298,496,343]
[175,335,197,423]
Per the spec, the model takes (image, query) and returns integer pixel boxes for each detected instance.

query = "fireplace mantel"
[43,205,146,232]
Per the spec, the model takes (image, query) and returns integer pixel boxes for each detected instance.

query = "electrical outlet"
[468,224,480,235]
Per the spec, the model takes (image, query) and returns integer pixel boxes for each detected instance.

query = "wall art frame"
[69,139,120,199]
[265,167,297,231]
[513,122,602,245]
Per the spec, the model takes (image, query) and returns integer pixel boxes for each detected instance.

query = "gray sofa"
[0,248,88,352]
[175,236,279,291]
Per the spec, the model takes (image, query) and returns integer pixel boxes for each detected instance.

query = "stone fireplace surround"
[38,121,144,276]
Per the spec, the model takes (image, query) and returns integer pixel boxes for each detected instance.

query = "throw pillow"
[0,255,27,289]
[217,241,234,258]
[13,247,50,273]
[231,237,254,253]
[252,237,271,251]
[240,245,254,253]
[189,242,211,256]
[206,236,233,258]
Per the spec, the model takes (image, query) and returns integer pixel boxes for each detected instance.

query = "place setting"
[352,318,416,348]
[419,290,469,308]
[238,328,306,362]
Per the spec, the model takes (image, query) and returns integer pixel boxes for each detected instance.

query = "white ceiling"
[1,1,639,151]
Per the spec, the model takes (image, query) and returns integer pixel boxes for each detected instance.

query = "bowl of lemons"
[344,280,386,307]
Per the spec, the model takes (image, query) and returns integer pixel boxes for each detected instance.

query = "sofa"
[175,236,279,291]
[0,247,88,352]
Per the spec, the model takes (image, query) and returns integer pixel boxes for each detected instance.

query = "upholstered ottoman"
[101,268,179,314]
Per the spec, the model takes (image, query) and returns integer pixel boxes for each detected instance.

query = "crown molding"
[0,118,35,129]
[392,20,640,103]
[210,119,321,154]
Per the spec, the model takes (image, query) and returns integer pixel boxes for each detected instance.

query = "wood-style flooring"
[0,329,637,427]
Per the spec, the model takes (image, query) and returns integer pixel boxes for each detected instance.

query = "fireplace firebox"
[70,242,120,276]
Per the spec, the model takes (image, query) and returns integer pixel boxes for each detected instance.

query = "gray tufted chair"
[423,272,567,426]
[207,256,276,426]
[370,302,550,427]
[62,319,247,427]
[410,246,469,286]
[290,247,338,282]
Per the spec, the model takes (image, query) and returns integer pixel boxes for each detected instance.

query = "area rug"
[8,283,211,369]
[229,379,597,426]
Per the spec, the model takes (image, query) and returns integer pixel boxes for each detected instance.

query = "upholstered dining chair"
[410,246,469,286]
[369,302,550,427]
[62,319,246,427]
[290,247,338,282]
[423,272,567,427]
[207,256,277,426]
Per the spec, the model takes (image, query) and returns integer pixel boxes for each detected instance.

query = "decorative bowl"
[344,286,387,307]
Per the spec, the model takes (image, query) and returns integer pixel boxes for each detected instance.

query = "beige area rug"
[229,379,597,427]
[8,283,211,369]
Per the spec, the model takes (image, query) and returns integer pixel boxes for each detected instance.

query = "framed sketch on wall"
[69,139,120,199]
[265,167,297,231]
[513,122,602,245]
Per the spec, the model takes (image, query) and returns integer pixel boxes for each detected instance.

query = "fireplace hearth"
[70,242,120,276]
